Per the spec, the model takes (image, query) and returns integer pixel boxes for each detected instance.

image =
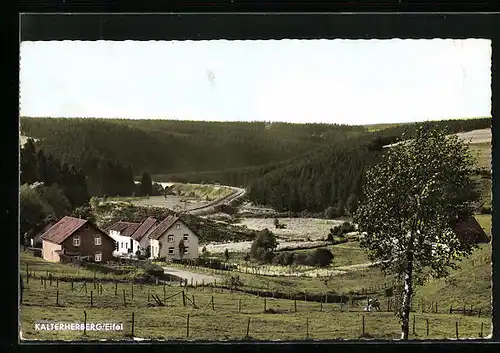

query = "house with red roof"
[40,216,116,263]
[148,215,199,260]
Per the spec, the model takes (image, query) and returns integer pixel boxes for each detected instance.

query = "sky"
[19,39,491,125]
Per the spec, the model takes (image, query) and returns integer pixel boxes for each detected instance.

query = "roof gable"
[40,216,88,245]
[131,217,158,241]
[452,216,490,244]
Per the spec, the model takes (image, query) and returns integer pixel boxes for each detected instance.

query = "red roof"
[148,215,181,240]
[131,217,157,241]
[40,216,88,245]
[107,221,141,237]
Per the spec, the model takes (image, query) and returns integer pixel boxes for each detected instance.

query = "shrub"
[293,252,309,266]
[324,206,339,219]
[307,248,334,267]
[481,206,491,214]
[143,263,164,277]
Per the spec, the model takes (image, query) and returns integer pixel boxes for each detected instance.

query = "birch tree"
[353,124,480,340]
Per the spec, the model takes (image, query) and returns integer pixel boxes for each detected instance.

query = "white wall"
[156,220,199,260]
[109,231,141,255]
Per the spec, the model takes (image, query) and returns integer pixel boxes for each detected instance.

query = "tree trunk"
[400,259,414,340]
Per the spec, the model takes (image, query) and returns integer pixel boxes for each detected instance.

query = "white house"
[107,217,159,257]
[107,221,141,255]
[148,215,199,260]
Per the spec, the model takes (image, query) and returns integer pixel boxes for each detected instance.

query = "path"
[162,266,220,284]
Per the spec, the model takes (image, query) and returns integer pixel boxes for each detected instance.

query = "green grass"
[469,142,491,171]
[21,251,139,281]
[474,214,492,234]
[414,243,491,316]
[171,183,233,202]
[20,274,491,341]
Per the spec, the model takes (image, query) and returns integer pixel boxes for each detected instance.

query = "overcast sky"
[19,39,491,125]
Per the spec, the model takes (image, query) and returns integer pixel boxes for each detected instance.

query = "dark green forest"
[20,116,491,214]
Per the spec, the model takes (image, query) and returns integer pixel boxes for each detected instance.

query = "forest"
[20,116,491,215]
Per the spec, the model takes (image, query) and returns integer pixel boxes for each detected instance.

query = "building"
[148,215,199,260]
[106,217,158,256]
[40,216,115,263]
[107,221,141,255]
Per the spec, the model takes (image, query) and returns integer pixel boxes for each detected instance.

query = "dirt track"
[162,266,220,284]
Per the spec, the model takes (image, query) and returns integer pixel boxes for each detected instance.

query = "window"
[121,242,124,249]
[95,252,102,262]
[184,247,189,254]
[168,235,174,243]
[94,235,101,245]
[73,236,80,247]
[176,224,181,230]
[168,247,174,254]
[183,234,189,241]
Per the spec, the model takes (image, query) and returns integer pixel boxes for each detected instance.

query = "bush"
[143,263,164,277]
[481,206,491,214]
[307,248,334,267]
[324,206,339,219]
[293,252,309,266]
[272,251,295,266]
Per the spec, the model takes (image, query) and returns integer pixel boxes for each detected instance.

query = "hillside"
[21,116,491,214]
[20,117,365,176]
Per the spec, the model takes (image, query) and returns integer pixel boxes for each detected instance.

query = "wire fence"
[20,271,492,341]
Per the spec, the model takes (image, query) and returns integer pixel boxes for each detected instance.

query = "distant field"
[469,142,491,171]
[363,123,409,132]
[236,218,346,241]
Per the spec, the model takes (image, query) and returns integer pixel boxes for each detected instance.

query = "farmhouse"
[148,215,199,260]
[40,216,115,263]
[107,221,141,255]
[107,217,158,256]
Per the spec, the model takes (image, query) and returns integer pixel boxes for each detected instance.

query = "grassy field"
[469,142,491,171]
[474,214,492,234]
[20,271,491,341]
[236,218,346,241]
[171,183,233,202]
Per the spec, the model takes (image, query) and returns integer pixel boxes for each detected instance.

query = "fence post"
[426,319,429,336]
[192,294,195,306]
[306,318,309,339]
[186,314,190,338]
[71,280,74,291]
[83,310,87,335]
[238,298,241,313]
[340,297,344,312]
[435,302,438,314]
[264,298,267,312]
[478,309,481,318]
[56,289,59,305]
[304,290,307,302]
[84,282,87,294]
[294,299,297,312]
[90,291,93,307]
[26,264,29,284]
[130,312,135,337]
[148,290,150,303]
[362,315,365,336]
[131,285,134,300]
[182,291,186,307]
[123,289,126,307]
[320,300,323,312]
[100,284,103,295]
[449,305,452,314]
[412,314,416,335]
[455,321,459,339]
[480,322,484,338]
[115,283,118,296]
[463,305,466,316]
[246,317,250,338]
[211,295,215,310]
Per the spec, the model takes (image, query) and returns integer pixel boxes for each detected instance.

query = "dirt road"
[162,266,220,284]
